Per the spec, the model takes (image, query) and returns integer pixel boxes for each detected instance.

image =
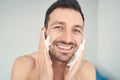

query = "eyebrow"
[51,21,66,26]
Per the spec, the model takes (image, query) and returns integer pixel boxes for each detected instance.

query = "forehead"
[48,8,84,27]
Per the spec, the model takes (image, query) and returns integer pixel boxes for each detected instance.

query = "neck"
[50,54,68,80]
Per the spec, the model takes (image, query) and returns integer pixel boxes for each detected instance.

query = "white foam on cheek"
[44,36,51,51]
[44,36,52,64]
[67,39,85,70]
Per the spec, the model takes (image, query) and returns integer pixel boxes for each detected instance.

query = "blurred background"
[0,0,120,80]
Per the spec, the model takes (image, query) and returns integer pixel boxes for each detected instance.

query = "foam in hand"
[67,39,85,70]
[44,36,52,64]
[44,36,51,51]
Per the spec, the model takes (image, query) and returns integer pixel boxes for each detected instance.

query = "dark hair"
[44,0,84,28]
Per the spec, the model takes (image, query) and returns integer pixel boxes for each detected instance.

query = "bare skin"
[11,8,96,80]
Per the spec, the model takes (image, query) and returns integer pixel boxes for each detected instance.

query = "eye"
[73,29,81,34]
[53,26,63,30]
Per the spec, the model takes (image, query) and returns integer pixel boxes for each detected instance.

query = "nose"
[62,31,73,43]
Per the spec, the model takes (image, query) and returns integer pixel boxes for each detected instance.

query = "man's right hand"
[38,28,53,80]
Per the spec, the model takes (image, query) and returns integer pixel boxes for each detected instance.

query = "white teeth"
[58,45,71,50]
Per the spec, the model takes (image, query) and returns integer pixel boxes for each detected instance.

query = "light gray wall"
[78,0,98,65]
[3,0,120,80]
[0,0,56,79]
[0,0,97,79]
[97,0,120,79]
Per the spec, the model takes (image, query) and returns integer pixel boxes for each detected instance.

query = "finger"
[70,37,87,72]
[78,37,87,61]
[39,28,51,64]
[44,36,52,64]
[38,28,45,59]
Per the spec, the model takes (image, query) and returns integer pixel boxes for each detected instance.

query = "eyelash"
[73,29,81,33]
[53,26,81,34]
[54,26,63,30]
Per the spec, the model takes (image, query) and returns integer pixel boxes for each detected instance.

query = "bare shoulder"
[81,60,96,80]
[11,52,38,80]
[13,54,36,69]
[82,60,95,71]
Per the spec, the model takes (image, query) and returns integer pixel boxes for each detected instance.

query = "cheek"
[46,28,64,41]
[46,30,60,43]
[49,35,56,44]
[74,36,83,46]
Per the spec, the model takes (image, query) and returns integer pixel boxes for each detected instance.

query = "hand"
[38,28,53,80]
[65,38,87,80]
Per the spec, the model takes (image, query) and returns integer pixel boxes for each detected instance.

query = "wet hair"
[44,0,84,28]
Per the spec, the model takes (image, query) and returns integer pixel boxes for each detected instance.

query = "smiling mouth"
[57,45,72,50]
[56,44,73,51]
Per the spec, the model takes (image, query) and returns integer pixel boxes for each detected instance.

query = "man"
[11,0,96,80]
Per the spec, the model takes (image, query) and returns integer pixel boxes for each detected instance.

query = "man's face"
[45,8,84,62]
